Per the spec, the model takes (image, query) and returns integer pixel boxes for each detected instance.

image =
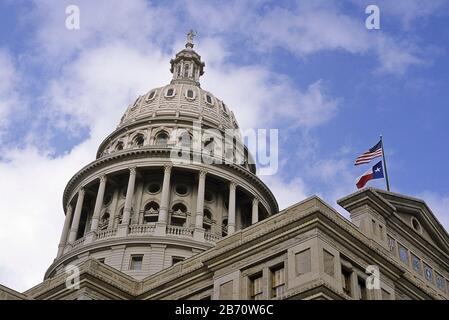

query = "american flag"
[354,140,383,165]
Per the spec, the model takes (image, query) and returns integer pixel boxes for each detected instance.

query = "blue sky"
[1,0,449,291]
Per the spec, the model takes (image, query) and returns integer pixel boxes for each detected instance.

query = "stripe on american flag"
[354,148,383,165]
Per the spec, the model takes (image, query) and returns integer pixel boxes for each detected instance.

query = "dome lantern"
[170,30,205,87]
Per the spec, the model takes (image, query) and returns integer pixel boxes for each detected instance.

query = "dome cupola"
[170,30,205,86]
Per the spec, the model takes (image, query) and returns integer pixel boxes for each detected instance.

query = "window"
[270,265,285,298]
[424,264,433,282]
[130,255,143,270]
[357,277,368,300]
[178,132,192,148]
[177,65,181,77]
[372,219,377,235]
[205,95,213,105]
[250,273,263,300]
[379,225,384,240]
[99,212,109,229]
[133,134,144,147]
[203,209,213,232]
[222,219,228,237]
[156,132,169,145]
[295,249,311,276]
[147,90,156,101]
[103,193,112,206]
[341,267,353,297]
[144,201,159,223]
[172,256,184,265]
[436,274,445,291]
[398,244,409,265]
[147,183,161,194]
[175,184,188,196]
[186,89,195,99]
[116,141,124,151]
[411,254,422,274]
[165,88,175,97]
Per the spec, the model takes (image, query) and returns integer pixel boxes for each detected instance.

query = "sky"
[0,0,449,292]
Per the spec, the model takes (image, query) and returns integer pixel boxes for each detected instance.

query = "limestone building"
[1,36,449,300]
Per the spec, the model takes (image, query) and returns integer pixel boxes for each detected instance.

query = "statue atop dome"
[186,29,197,48]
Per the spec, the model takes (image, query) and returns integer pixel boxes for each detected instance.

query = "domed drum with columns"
[49,33,278,280]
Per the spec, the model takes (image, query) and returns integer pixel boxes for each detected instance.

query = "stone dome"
[118,83,240,131]
[48,32,278,282]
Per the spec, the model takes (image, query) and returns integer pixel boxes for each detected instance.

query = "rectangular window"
[372,219,377,235]
[379,225,384,240]
[323,250,335,277]
[219,281,233,300]
[398,244,409,265]
[411,254,422,274]
[271,265,285,298]
[249,273,263,300]
[436,273,445,291]
[130,255,143,271]
[341,267,353,297]
[357,277,368,300]
[295,249,311,276]
[424,263,433,283]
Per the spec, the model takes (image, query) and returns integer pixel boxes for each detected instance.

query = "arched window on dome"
[116,141,124,151]
[155,131,169,146]
[144,201,159,223]
[171,203,188,227]
[186,89,195,99]
[165,88,175,98]
[203,137,215,157]
[132,134,145,148]
[177,65,181,77]
[205,95,213,105]
[203,209,213,232]
[192,65,196,80]
[222,218,228,237]
[99,212,110,230]
[147,90,156,101]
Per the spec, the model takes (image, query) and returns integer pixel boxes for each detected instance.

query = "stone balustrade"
[166,225,194,237]
[129,224,156,235]
[96,228,117,240]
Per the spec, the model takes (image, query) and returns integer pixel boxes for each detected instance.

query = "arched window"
[133,134,144,147]
[186,89,195,99]
[177,65,181,77]
[116,141,124,151]
[172,203,187,215]
[99,212,110,230]
[222,218,228,237]
[156,131,169,145]
[144,201,159,223]
[165,88,175,97]
[147,90,156,101]
[171,203,187,227]
[184,64,190,78]
[192,65,196,79]
[203,137,215,157]
[203,209,213,232]
[205,95,213,105]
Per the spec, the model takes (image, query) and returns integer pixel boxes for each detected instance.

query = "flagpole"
[380,134,391,191]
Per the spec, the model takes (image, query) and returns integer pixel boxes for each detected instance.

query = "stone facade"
[1,36,448,300]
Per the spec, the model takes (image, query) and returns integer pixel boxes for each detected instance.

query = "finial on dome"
[186,29,197,48]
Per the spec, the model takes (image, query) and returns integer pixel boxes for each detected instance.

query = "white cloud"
[262,175,308,211]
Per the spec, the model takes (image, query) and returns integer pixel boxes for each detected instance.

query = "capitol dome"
[48,32,278,281]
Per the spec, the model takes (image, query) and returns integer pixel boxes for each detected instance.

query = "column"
[117,167,136,237]
[228,182,236,235]
[252,198,259,224]
[57,204,73,257]
[156,164,172,235]
[194,170,207,241]
[67,188,85,244]
[90,175,107,232]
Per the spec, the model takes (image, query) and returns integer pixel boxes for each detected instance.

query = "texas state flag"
[356,160,384,189]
